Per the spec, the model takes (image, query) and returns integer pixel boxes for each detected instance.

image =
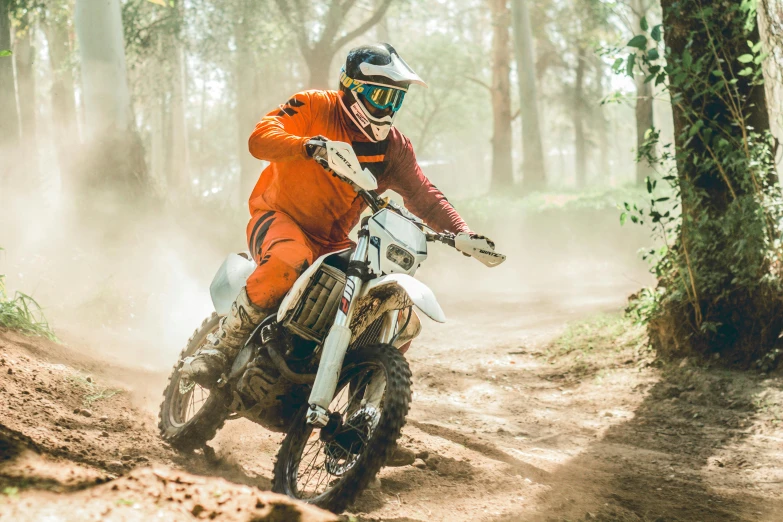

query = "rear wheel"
[158,313,228,452]
[272,344,412,513]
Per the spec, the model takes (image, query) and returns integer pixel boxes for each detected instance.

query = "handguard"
[325,141,378,191]
[454,232,507,267]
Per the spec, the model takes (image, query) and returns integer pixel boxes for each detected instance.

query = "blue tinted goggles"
[340,69,407,112]
[360,83,406,112]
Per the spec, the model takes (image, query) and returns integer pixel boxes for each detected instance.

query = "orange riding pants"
[245,210,337,309]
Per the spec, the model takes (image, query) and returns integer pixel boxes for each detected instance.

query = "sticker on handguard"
[479,249,504,258]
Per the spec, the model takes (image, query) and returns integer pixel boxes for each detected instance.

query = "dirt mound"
[0,328,337,521]
[0,328,175,475]
[421,454,473,479]
[2,466,338,521]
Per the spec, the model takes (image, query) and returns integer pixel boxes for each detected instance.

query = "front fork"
[306,231,370,427]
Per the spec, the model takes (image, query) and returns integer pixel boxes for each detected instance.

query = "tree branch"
[320,0,349,49]
[333,0,394,49]
[273,0,311,54]
[464,75,492,92]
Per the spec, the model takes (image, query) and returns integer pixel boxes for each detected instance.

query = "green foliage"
[1,487,19,498]
[546,313,645,360]
[0,50,11,57]
[615,1,783,364]
[66,375,122,406]
[0,248,56,340]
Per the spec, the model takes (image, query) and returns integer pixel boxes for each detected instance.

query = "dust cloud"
[0,176,652,375]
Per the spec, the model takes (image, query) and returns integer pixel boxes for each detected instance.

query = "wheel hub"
[323,406,380,475]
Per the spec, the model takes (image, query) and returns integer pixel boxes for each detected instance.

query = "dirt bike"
[157,141,506,512]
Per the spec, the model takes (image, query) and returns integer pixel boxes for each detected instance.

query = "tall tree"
[43,1,79,192]
[631,0,654,185]
[235,1,264,200]
[644,0,782,365]
[0,0,20,177]
[489,0,513,192]
[273,0,395,88]
[593,56,610,180]
[14,16,38,180]
[573,44,587,188]
[168,40,189,194]
[510,0,546,192]
[74,0,148,197]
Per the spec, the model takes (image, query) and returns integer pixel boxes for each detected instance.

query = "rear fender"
[210,252,257,316]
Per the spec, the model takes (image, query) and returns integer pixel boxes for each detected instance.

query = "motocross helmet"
[338,43,427,142]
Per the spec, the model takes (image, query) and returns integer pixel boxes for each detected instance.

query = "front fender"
[360,274,446,323]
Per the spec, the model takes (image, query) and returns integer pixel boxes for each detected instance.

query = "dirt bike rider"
[182,43,491,396]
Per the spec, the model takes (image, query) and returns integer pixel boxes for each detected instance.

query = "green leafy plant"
[0,50,11,57]
[612,1,783,366]
[66,375,122,406]
[0,248,57,340]
[1,487,19,498]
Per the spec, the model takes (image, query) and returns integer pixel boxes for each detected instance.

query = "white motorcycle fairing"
[210,252,257,316]
[360,274,445,323]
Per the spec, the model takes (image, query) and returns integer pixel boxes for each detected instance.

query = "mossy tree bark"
[651,0,783,367]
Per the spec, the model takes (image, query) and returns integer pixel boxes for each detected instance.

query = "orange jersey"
[247,90,469,248]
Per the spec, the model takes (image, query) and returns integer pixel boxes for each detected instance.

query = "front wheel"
[272,344,412,513]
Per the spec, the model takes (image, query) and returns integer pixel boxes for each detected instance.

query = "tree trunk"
[375,0,390,41]
[168,44,189,194]
[14,21,39,184]
[74,0,148,199]
[235,12,264,203]
[489,0,513,192]
[650,0,781,366]
[632,0,654,185]
[574,45,587,188]
[43,13,79,193]
[594,57,610,181]
[151,80,166,188]
[304,47,334,90]
[0,0,20,183]
[510,0,546,192]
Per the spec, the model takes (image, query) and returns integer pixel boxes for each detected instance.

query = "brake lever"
[426,232,455,247]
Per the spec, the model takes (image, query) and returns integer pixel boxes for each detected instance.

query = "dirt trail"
[2,283,783,521]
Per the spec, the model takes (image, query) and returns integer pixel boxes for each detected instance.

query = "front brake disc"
[179,377,196,394]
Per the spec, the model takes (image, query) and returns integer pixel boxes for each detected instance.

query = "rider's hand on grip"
[305,135,329,168]
[454,232,506,267]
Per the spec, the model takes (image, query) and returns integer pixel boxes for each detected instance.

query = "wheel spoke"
[288,360,394,501]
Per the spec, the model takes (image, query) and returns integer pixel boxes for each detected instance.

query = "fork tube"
[379,310,399,344]
[306,230,370,426]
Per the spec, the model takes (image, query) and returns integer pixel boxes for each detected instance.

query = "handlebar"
[426,232,455,247]
[312,139,505,266]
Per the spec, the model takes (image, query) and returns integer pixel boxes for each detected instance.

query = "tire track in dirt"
[3,280,783,521]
